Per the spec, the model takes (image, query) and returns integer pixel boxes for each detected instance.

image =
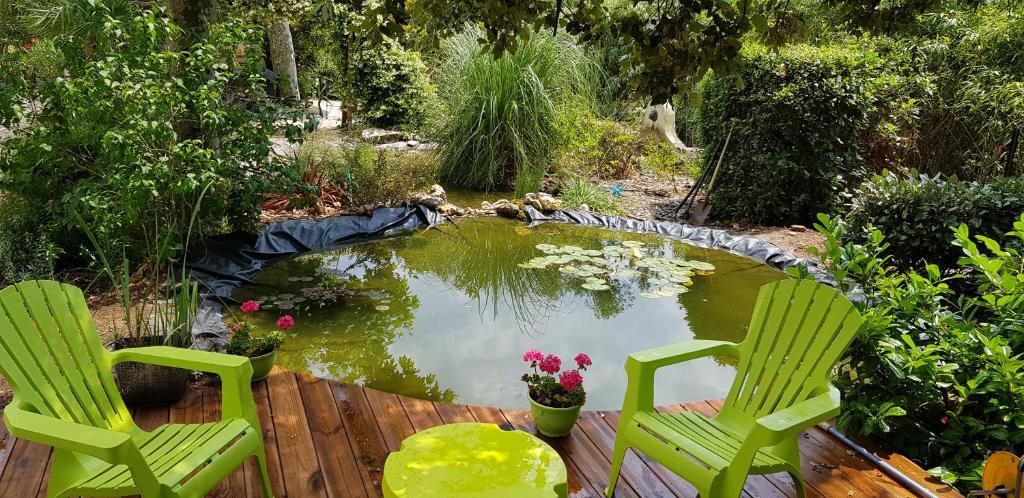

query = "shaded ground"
[597,174,826,261]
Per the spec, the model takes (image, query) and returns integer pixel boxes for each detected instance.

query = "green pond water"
[233,217,786,410]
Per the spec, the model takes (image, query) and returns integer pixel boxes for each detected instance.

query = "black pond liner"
[186,204,832,348]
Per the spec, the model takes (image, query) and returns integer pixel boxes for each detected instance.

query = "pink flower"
[559,370,584,391]
[574,353,592,368]
[276,315,295,330]
[240,300,260,314]
[523,349,544,363]
[539,354,562,374]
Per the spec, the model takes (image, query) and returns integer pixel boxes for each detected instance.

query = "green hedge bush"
[352,40,435,130]
[698,44,882,225]
[0,194,59,288]
[844,173,1024,270]
[799,213,1024,492]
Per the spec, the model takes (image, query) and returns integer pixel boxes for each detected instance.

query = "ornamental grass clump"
[435,27,596,195]
[522,350,592,408]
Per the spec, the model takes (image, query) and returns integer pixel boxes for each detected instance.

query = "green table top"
[382,422,568,498]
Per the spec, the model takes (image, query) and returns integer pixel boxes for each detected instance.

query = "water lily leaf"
[375,305,391,311]
[639,291,660,298]
[559,265,581,274]
[582,282,611,291]
[536,243,558,252]
[621,241,645,248]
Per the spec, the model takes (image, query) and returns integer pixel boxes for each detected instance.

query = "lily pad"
[375,305,391,311]
[581,282,611,291]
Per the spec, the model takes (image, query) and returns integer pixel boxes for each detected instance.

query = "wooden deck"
[0,367,962,498]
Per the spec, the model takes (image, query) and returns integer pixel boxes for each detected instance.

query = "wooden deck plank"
[296,373,371,498]
[32,446,52,498]
[245,381,286,498]
[267,367,327,497]
[0,372,963,498]
[0,438,50,497]
[204,389,247,498]
[501,408,612,498]
[574,410,681,498]
[0,411,14,480]
[329,381,389,497]
[432,402,476,424]
[847,431,962,496]
[397,396,444,432]
[363,389,415,453]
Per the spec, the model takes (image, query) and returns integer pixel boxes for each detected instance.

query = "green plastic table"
[382,422,568,498]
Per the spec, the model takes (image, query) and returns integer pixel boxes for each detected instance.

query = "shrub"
[351,39,435,129]
[843,172,1024,270]
[698,44,883,225]
[296,140,437,208]
[558,179,621,215]
[0,7,305,264]
[0,194,59,287]
[798,213,1024,492]
[435,27,596,195]
[556,112,646,180]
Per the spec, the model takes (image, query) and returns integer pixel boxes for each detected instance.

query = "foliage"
[558,179,621,215]
[351,38,435,129]
[0,194,60,288]
[434,27,596,195]
[522,350,591,408]
[227,324,285,357]
[0,5,306,266]
[794,213,1024,492]
[843,172,1024,270]
[297,140,437,208]
[556,112,645,180]
[699,44,882,225]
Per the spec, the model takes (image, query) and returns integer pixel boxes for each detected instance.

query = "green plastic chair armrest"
[110,346,252,379]
[627,340,740,371]
[755,385,840,436]
[110,346,260,427]
[4,399,133,462]
[621,340,740,413]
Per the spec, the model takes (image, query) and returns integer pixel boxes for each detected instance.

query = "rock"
[491,199,521,218]
[426,184,447,202]
[361,128,408,144]
[578,204,591,212]
[437,203,466,216]
[790,224,807,232]
[539,176,561,195]
[524,192,563,211]
[407,139,420,147]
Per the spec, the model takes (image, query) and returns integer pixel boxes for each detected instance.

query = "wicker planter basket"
[112,336,190,405]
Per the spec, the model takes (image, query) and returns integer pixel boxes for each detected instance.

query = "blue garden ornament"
[610,184,625,197]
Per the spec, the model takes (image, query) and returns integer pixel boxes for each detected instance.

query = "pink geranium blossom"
[240,300,260,314]
[539,354,562,374]
[523,349,544,363]
[574,353,592,368]
[559,370,584,391]
[276,315,295,330]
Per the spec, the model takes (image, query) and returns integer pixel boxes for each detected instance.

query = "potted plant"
[522,350,592,437]
[227,301,291,381]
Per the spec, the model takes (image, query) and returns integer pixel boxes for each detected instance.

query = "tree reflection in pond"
[234,218,785,409]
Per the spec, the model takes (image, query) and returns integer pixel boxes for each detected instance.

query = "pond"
[232,217,787,410]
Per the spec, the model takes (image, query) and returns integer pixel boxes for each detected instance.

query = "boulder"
[409,184,448,210]
[361,128,408,144]
[490,199,521,218]
[578,204,591,212]
[437,203,466,217]
[524,192,563,211]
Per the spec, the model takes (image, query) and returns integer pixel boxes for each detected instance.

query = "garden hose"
[817,422,941,498]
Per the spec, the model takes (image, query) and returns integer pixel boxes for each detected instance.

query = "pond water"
[232,217,786,410]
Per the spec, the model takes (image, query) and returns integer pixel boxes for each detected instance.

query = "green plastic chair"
[605,279,863,498]
[0,280,273,498]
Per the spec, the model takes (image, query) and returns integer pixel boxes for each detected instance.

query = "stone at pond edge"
[361,128,408,144]
[524,192,563,212]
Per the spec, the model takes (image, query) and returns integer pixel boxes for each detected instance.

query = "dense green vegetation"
[0,0,1022,491]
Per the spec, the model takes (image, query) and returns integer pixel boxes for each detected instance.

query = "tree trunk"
[167,0,218,48]
[268,20,300,101]
[641,102,697,153]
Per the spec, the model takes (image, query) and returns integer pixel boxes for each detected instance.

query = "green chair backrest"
[722,279,863,421]
[0,280,132,431]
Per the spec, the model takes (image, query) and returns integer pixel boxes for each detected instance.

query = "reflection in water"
[234,218,786,410]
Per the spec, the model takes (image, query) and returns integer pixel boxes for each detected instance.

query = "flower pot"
[112,336,190,405]
[249,349,278,382]
[528,393,582,437]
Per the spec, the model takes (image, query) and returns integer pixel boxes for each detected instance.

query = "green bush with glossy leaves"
[843,172,1024,270]
[792,213,1024,492]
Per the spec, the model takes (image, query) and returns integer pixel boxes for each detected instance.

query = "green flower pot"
[249,349,278,382]
[528,393,582,437]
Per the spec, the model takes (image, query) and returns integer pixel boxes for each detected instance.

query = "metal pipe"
[816,422,940,498]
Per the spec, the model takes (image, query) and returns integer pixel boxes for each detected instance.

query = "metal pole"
[817,423,941,498]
